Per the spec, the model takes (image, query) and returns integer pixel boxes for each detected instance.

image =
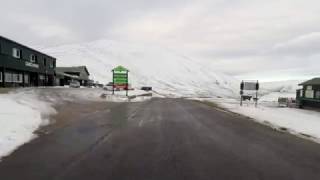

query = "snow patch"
[0,91,55,160]
[200,96,320,143]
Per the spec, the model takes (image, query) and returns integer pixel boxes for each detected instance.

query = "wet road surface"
[0,98,320,180]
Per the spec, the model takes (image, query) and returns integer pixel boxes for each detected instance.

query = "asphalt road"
[1,98,320,180]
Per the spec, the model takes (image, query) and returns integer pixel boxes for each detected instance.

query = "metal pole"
[255,90,258,108]
[240,81,243,106]
[112,70,114,95]
[126,71,128,97]
[255,80,258,108]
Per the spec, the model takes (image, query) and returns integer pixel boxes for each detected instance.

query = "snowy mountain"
[42,39,239,98]
[260,80,302,93]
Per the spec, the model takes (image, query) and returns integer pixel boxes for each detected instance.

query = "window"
[13,73,22,83]
[4,72,23,83]
[39,75,45,80]
[19,74,23,83]
[49,61,55,68]
[316,91,320,99]
[305,90,314,99]
[44,58,47,66]
[24,74,29,84]
[30,54,37,63]
[12,73,18,83]
[12,48,21,59]
[5,72,12,82]
[0,72,2,82]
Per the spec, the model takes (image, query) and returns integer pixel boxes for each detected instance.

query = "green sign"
[112,66,129,86]
[113,74,127,84]
[112,65,130,96]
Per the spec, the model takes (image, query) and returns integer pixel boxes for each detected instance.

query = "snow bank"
[201,97,320,142]
[0,91,55,160]
[102,89,153,102]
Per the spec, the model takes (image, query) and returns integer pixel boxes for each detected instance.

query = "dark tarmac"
[0,98,320,180]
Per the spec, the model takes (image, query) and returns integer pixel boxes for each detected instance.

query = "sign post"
[255,80,259,107]
[112,66,129,96]
[240,80,259,107]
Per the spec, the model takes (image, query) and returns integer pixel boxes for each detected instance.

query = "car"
[103,84,113,91]
[141,86,152,91]
[69,80,80,88]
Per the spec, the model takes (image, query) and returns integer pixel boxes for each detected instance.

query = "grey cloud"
[271,32,320,57]
[0,0,320,81]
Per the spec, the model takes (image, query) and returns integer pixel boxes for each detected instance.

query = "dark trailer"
[0,36,56,87]
[296,78,320,108]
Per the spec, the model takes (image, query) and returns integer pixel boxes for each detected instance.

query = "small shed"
[296,78,320,108]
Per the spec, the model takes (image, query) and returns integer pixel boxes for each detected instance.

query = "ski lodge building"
[0,36,56,87]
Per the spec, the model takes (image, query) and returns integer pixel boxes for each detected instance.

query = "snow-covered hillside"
[260,80,302,93]
[42,40,239,98]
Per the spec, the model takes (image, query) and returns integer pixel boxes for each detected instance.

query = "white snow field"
[42,39,239,98]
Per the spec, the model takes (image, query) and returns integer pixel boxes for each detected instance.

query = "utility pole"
[255,80,259,108]
[240,81,244,106]
[126,71,128,97]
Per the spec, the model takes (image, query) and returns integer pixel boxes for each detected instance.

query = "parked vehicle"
[278,97,296,107]
[141,86,152,91]
[103,84,113,91]
[69,80,80,88]
[241,95,252,101]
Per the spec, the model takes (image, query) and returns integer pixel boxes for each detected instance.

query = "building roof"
[0,36,56,60]
[55,71,80,79]
[56,66,90,80]
[299,78,320,86]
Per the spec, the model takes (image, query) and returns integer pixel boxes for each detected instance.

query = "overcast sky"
[1,0,320,81]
